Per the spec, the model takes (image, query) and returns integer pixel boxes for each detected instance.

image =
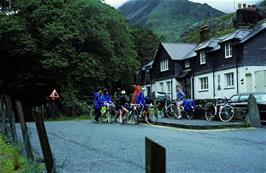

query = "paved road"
[17,121,266,173]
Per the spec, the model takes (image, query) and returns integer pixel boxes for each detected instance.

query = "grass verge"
[0,135,44,173]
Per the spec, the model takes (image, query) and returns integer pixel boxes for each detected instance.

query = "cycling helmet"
[121,90,126,94]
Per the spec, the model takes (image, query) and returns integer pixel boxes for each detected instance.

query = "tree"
[0,0,139,114]
[131,26,161,66]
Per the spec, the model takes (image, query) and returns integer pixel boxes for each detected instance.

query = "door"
[255,70,266,92]
[245,73,252,92]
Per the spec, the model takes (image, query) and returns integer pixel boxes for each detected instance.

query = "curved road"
[17,121,266,173]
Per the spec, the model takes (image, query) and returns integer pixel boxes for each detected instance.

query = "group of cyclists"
[91,83,192,123]
[92,85,148,123]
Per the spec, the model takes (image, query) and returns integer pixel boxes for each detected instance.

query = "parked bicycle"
[90,102,116,123]
[157,97,179,119]
[127,103,158,125]
[205,97,235,122]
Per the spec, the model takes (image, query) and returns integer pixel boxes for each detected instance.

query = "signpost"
[49,89,60,117]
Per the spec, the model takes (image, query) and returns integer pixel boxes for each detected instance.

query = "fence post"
[15,100,34,161]
[5,96,17,144]
[0,99,6,134]
[145,137,166,173]
[33,109,56,173]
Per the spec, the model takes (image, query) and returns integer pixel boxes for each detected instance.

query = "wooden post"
[0,99,7,134]
[145,137,166,173]
[34,110,56,173]
[5,96,17,144]
[15,100,34,161]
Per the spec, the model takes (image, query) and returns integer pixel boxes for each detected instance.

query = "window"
[160,82,164,92]
[225,72,234,87]
[239,95,249,102]
[199,77,208,90]
[185,60,190,68]
[200,51,206,65]
[160,59,169,72]
[225,43,232,58]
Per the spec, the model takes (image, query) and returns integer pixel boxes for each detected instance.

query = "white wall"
[194,72,214,99]
[238,66,266,93]
[194,66,266,99]
[214,68,237,98]
[152,78,179,100]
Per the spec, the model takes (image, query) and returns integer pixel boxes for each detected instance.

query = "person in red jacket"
[132,84,140,104]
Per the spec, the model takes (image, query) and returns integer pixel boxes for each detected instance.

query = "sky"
[104,0,263,13]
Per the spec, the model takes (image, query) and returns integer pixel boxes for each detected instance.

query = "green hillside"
[180,1,266,43]
[118,0,224,41]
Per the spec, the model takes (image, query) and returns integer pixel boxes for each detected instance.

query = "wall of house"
[152,48,175,80]
[243,30,266,66]
[194,66,266,99]
[213,68,238,98]
[194,72,214,99]
[153,78,179,100]
[238,66,266,93]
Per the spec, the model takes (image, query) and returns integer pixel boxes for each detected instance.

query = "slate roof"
[143,22,266,69]
[240,22,266,43]
[161,43,197,60]
[219,29,252,43]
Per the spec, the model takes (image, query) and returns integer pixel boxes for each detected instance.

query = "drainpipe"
[192,73,195,99]
[213,70,215,98]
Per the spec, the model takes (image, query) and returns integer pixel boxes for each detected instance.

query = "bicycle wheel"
[127,110,139,124]
[106,111,112,123]
[145,107,158,125]
[166,104,178,118]
[186,110,194,119]
[219,105,234,122]
[205,104,216,121]
[89,109,95,120]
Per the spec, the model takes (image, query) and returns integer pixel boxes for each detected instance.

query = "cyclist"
[101,88,111,103]
[118,90,130,123]
[132,84,140,104]
[136,87,149,117]
[93,88,103,122]
[176,84,185,119]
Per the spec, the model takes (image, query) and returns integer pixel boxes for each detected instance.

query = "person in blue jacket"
[101,88,111,103]
[93,88,102,122]
[136,87,145,105]
[136,87,150,116]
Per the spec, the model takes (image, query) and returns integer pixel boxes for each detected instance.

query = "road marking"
[144,123,255,132]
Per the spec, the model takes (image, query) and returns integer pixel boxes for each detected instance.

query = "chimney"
[200,25,209,42]
[238,3,242,9]
[234,3,258,28]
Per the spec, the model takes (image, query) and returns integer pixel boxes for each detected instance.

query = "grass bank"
[0,135,44,173]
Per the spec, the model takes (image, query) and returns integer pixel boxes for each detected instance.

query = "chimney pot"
[238,3,242,9]
[243,3,246,8]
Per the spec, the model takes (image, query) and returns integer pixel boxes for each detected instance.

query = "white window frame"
[166,81,171,93]
[200,51,206,65]
[225,43,232,58]
[185,60,190,68]
[160,59,169,72]
[199,77,208,91]
[225,72,234,88]
[160,82,164,92]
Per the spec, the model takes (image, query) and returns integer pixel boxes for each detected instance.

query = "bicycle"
[158,97,179,119]
[127,104,158,125]
[90,102,116,123]
[205,97,235,122]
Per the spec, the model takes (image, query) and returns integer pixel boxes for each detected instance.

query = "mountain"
[118,0,225,41]
[180,1,266,43]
